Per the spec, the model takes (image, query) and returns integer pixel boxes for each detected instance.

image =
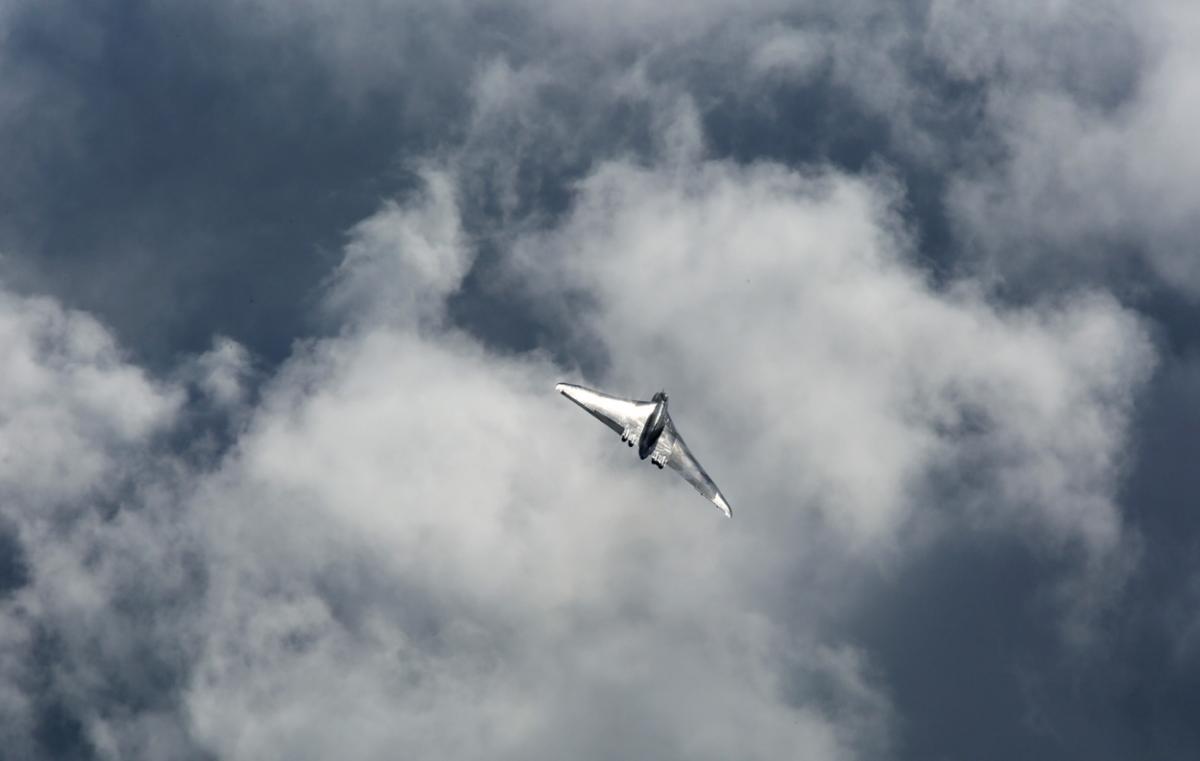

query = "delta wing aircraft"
[556,383,733,517]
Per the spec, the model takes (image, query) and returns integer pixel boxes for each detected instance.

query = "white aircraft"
[556,383,732,517]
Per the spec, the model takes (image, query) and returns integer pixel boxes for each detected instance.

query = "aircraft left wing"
[661,418,733,517]
[555,383,655,437]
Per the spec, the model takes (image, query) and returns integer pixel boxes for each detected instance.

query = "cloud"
[0,286,198,759]
[928,0,1200,295]
[0,1,1196,758]
[0,171,887,759]
[173,145,1150,757]
[0,288,180,505]
[188,336,256,410]
[749,26,828,80]
[0,0,1188,370]
[0,126,1158,758]
[509,152,1154,556]
[323,168,468,329]
[175,178,892,760]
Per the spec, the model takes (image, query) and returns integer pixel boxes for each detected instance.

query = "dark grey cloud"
[0,519,30,598]
[0,0,976,367]
[1,1,1199,759]
[0,0,474,366]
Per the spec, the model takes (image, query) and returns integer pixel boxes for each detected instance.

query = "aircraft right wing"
[661,417,733,517]
[555,383,654,437]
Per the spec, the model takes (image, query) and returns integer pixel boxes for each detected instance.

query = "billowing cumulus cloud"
[0,288,195,759]
[513,149,1153,553]
[176,171,889,761]
[0,290,180,504]
[937,0,1200,295]
[0,148,1154,757]
[1,0,1199,758]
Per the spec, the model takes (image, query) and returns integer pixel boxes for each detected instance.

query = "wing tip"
[714,494,732,518]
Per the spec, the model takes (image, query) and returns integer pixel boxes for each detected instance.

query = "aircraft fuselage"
[638,392,668,459]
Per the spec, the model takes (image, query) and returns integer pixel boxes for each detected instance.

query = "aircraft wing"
[556,383,655,437]
[661,417,733,517]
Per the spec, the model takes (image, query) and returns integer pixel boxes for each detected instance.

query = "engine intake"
[621,424,639,446]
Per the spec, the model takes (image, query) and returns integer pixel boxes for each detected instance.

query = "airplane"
[555,382,733,517]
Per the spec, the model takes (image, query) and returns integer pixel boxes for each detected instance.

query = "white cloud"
[510,157,1154,557]
[750,26,828,80]
[0,150,1155,758]
[188,336,255,409]
[169,149,1151,757]
[0,289,180,505]
[175,177,890,760]
[0,286,190,759]
[934,0,1200,294]
[0,0,1185,753]
[322,168,468,330]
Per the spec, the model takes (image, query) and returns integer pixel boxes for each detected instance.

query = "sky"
[1,1,1199,759]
